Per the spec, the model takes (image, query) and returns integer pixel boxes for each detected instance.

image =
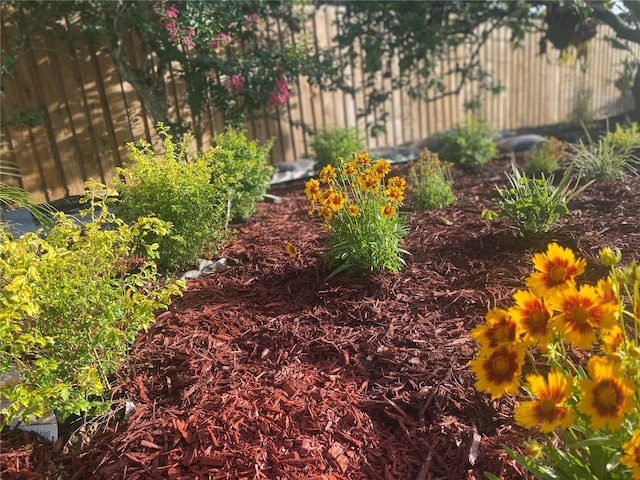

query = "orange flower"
[347,204,360,216]
[327,192,346,211]
[380,203,396,219]
[385,186,404,203]
[387,176,406,189]
[372,159,391,177]
[319,165,336,184]
[470,308,519,350]
[526,243,586,296]
[508,289,553,347]
[358,173,380,192]
[304,178,321,201]
[354,151,371,166]
[469,344,525,399]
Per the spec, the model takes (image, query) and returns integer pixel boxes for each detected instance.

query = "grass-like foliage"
[471,242,640,480]
[525,137,566,176]
[206,128,274,222]
[570,126,640,182]
[115,124,230,271]
[438,116,499,170]
[0,181,184,425]
[483,163,590,238]
[304,152,409,278]
[310,126,363,173]
[408,149,456,210]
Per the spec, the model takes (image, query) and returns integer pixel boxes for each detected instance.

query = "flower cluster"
[209,32,230,54]
[268,76,290,109]
[304,152,408,277]
[469,242,640,479]
[162,6,196,47]
[225,74,245,97]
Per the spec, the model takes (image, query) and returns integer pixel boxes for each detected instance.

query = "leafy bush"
[206,128,274,222]
[0,181,184,425]
[605,122,640,152]
[115,125,229,271]
[304,152,409,278]
[408,149,456,210]
[438,117,498,170]
[310,126,363,173]
[571,130,640,182]
[525,137,566,176]
[470,242,640,480]
[482,163,590,237]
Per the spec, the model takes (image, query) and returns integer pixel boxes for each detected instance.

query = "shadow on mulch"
[2,156,639,480]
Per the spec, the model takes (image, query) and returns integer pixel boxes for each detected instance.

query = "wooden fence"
[1,6,638,203]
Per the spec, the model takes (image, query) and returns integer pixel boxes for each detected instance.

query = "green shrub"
[605,122,640,151]
[525,137,566,176]
[115,124,229,271]
[310,126,363,173]
[438,117,498,170]
[0,181,184,425]
[408,149,456,210]
[206,128,274,222]
[482,163,591,237]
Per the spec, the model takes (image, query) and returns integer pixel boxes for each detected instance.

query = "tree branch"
[592,5,640,44]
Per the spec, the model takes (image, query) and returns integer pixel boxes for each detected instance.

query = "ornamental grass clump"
[408,149,456,210]
[304,152,409,278]
[470,242,640,480]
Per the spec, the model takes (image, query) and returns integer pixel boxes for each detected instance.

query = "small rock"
[262,194,282,204]
[496,134,547,153]
[199,257,227,275]
[181,270,201,280]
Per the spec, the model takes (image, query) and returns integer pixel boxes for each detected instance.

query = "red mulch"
[2,156,639,480]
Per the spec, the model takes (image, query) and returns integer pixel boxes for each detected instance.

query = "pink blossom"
[166,6,179,18]
[209,33,230,53]
[268,76,290,108]
[225,74,245,96]
[182,36,195,47]
[164,21,177,31]
[188,28,195,37]
[245,13,261,29]
[209,39,221,53]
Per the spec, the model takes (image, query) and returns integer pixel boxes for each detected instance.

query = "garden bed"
[2,154,639,479]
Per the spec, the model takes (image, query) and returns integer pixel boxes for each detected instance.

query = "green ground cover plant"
[525,137,566,176]
[304,152,409,278]
[115,125,229,271]
[310,126,363,173]
[0,181,183,425]
[438,117,499,170]
[408,149,456,210]
[472,242,640,480]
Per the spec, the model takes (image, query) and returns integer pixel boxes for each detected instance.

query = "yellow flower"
[358,172,380,192]
[319,165,336,183]
[385,186,405,203]
[304,178,321,201]
[285,241,299,259]
[372,159,391,176]
[576,356,635,431]
[601,326,624,354]
[327,192,346,211]
[343,162,358,176]
[354,151,371,166]
[622,430,640,480]
[547,284,618,349]
[319,187,334,206]
[387,176,406,189]
[469,344,525,399]
[508,289,553,347]
[526,243,586,296]
[514,371,574,433]
[380,203,396,219]
[317,206,333,222]
[347,204,359,216]
[470,308,519,350]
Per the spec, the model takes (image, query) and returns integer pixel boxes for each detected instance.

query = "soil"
[1,147,639,480]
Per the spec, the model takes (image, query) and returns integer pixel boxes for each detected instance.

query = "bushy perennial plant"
[470,242,640,480]
[304,152,409,278]
[0,181,184,424]
[525,137,567,176]
[408,149,456,210]
[310,126,363,173]
[438,116,499,170]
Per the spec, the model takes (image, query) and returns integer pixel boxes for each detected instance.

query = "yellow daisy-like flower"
[596,276,620,326]
[347,204,360,216]
[327,192,346,211]
[601,326,624,354]
[469,344,525,399]
[514,370,574,433]
[343,162,358,176]
[576,356,636,431]
[319,165,337,184]
[317,206,333,222]
[508,289,553,347]
[526,243,586,296]
[304,178,321,201]
[354,151,371,166]
[387,176,406,189]
[380,203,396,219]
[372,159,391,176]
[622,430,640,480]
[385,186,405,203]
[470,308,519,350]
[547,284,618,349]
[285,241,299,259]
[318,187,334,206]
[358,172,380,192]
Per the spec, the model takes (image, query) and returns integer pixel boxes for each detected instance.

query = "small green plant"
[470,242,640,480]
[570,129,640,182]
[115,124,229,271]
[569,85,595,126]
[310,126,363,173]
[482,163,590,237]
[605,122,640,152]
[206,128,274,222]
[438,116,499,170]
[408,149,456,210]
[525,137,566,176]
[0,181,184,425]
[304,152,409,278]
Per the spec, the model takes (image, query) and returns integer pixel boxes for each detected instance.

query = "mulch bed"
[2,155,639,480]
